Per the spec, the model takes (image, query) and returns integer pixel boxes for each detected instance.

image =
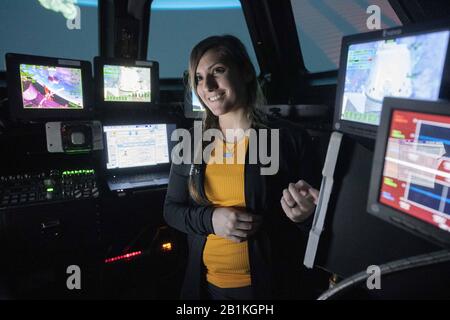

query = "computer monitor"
[5,53,93,122]
[94,57,159,109]
[102,123,176,172]
[368,97,450,249]
[184,87,205,119]
[333,20,450,139]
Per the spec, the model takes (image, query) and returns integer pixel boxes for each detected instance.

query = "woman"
[164,35,319,300]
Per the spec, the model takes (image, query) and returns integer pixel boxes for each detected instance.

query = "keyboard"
[108,172,169,191]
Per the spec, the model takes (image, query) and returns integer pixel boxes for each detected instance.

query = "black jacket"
[163,119,319,299]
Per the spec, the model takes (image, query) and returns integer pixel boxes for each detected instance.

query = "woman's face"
[195,49,248,116]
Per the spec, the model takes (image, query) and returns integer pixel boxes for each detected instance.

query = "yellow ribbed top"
[203,136,251,288]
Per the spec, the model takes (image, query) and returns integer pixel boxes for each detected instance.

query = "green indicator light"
[47,188,54,192]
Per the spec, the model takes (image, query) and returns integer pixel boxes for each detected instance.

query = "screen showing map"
[103,65,151,102]
[19,64,83,109]
[341,30,450,126]
[380,109,450,233]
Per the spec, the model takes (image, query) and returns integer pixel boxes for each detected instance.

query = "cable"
[317,249,450,300]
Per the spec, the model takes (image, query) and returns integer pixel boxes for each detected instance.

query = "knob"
[74,190,82,199]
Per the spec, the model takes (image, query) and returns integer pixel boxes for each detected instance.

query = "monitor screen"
[103,65,151,103]
[184,88,205,119]
[103,124,170,170]
[334,21,450,138]
[380,109,450,230]
[6,53,93,122]
[192,91,204,112]
[94,57,159,108]
[368,97,450,249]
[20,64,84,109]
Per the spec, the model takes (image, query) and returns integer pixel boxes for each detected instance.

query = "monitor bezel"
[102,122,176,175]
[5,53,94,122]
[94,56,159,110]
[367,97,450,249]
[333,19,450,139]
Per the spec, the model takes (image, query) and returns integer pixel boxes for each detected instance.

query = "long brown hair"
[187,35,266,205]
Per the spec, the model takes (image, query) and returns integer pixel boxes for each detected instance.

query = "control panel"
[0,169,99,208]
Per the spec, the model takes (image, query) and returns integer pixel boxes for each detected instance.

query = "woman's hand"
[281,180,319,223]
[212,207,262,243]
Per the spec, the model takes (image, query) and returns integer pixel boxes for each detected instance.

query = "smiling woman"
[163,34,320,300]
[194,49,248,117]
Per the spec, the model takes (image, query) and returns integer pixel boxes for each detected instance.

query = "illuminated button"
[161,242,172,252]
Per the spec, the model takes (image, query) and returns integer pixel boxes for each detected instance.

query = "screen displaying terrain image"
[103,65,151,102]
[20,64,83,109]
[341,30,450,126]
[380,109,450,232]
